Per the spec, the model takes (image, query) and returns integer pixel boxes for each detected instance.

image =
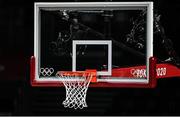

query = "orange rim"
[56,70,97,83]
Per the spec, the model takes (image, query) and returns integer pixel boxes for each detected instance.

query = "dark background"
[0,0,180,115]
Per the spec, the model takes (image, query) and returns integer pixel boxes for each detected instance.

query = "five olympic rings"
[40,68,54,76]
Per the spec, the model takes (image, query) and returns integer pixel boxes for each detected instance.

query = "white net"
[56,71,93,109]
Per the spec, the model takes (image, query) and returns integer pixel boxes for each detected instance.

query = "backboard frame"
[31,2,156,88]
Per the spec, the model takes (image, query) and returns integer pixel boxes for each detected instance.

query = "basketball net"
[56,71,93,109]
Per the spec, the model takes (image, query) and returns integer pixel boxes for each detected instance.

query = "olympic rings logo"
[40,68,54,76]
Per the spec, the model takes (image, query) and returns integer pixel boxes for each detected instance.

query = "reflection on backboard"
[31,2,155,88]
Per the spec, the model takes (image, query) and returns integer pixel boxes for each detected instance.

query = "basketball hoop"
[56,70,96,109]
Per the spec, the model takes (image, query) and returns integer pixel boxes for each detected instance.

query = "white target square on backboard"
[72,40,112,76]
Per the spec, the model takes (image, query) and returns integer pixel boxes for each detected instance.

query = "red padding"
[30,56,35,86]
[110,63,180,78]
[30,55,179,88]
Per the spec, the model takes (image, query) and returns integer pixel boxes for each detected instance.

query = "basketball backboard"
[31,2,156,88]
